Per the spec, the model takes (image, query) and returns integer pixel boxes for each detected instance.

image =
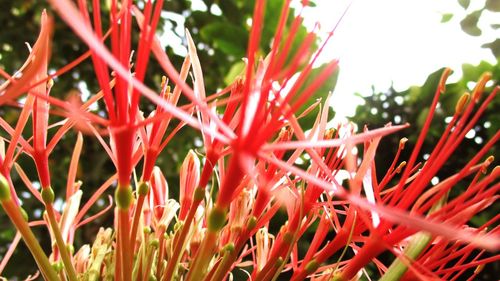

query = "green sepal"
[41,187,55,205]
[222,242,235,254]
[115,185,133,210]
[149,238,160,248]
[137,182,149,196]
[52,261,64,273]
[193,187,205,201]
[207,206,227,232]
[246,216,257,230]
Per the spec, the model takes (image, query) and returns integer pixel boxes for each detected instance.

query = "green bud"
[304,259,319,274]
[150,238,160,248]
[41,187,55,205]
[207,206,227,232]
[52,261,63,273]
[222,242,235,254]
[143,226,152,234]
[193,187,205,201]
[275,257,284,267]
[137,182,149,196]
[331,274,345,281]
[148,275,157,281]
[246,216,257,230]
[0,175,11,202]
[115,185,133,210]
[67,244,74,255]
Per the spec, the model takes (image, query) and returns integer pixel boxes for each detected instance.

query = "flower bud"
[208,206,227,232]
[115,185,132,210]
[41,187,55,205]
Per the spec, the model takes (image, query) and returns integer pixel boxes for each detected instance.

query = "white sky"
[304,0,498,121]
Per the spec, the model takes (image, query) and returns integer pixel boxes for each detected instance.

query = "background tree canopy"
[0,0,498,279]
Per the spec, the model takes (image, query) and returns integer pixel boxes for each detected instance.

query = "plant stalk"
[45,204,78,281]
[1,199,60,281]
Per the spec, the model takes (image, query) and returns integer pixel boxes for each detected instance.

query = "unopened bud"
[275,257,284,267]
[52,261,64,273]
[246,216,257,230]
[455,93,470,115]
[115,185,133,210]
[207,206,227,232]
[137,182,149,196]
[149,238,160,248]
[41,187,55,205]
[67,244,74,255]
[221,242,235,254]
[193,187,205,201]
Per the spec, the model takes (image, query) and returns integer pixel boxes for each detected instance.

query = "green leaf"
[485,0,500,12]
[482,39,500,58]
[462,61,493,82]
[460,10,483,36]
[199,22,248,57]
[416,108,430,129]
[406,68,448,105]
[458,0,470,9]
[297,64,340,127]
[224,60,246,85]
[441,13,454,23]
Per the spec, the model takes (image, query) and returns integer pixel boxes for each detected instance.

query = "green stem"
[118,208,132,281]
[163,197,202,281]
[116,184,133,281]
[379,232,432,281]
[380,194,447,281]
[130,182,149,252]
[208,243,234,281]
[1,200,60,280]
[46,204,78,281]
[185,230,218,281]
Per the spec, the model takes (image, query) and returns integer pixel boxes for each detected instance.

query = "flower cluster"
[0,1,498,280]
